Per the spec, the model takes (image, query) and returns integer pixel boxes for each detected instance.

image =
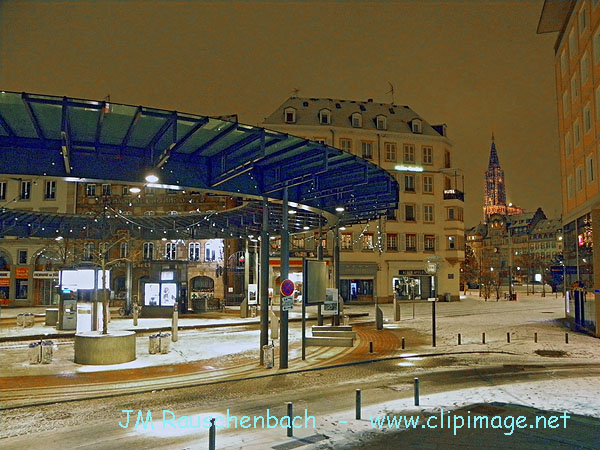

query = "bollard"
[287,402,293,437]
[133,302,139,326]
[401,337,405,350]
[565,332,569,344]
[534,332,538,343]
[414,378,420,406]
[172,304,178,342]
[209,418,216,450]
[482,332,486,344]
[458,333,461,345]
[355,389,361,420]
[507,332,510,343]
[369,341,373,353]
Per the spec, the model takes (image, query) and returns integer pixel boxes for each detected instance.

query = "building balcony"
[443,189,464,201]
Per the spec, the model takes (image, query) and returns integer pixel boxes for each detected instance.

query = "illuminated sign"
[394,165,424,172]
[578,234,585,247]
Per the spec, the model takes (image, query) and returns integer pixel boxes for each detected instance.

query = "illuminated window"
[362,233,374,250]
[85,184,96,197]
[189,242,201,261]
[20,180,31,200]
[165,242,177,260]
[341,232,353,250]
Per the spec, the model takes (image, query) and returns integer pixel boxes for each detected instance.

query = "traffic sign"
[282,296,294,311]
[281,279,295,297]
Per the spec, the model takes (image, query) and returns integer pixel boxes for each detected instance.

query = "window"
[563,90,570,117]
[20,180,31,200]
[579,6,587,35]
[376,115,387,130]
[189,242,201,261]
[387,233,398,251]
[165,242,177,260]
[447,236,456,250]
[444,150,451,168]
[319,109,331,124]
[594,27,600,62]
[423,175,433,194]
[422,146,433,165]
[144,211,155,216]
[83,243,94,261]
[447,207,455,220]
[412,119,422,133]
[423,204,434,222]
[576,166,583,191]
[351,113,362,128]
[584,104,592,133]
[102,184,111,196]
[143,242,154,260]
[571,73,579,102]
[284,107,296,123]
[587,154,596,182]
[145,186,155,195]
[405,234,417,252]
[18,249,28,265]
[425,235,435,252]
[581,53,590,84]
[569,28,578,59]
[0,181,5,200]
[361,141,373,159]
[122,186,130,196]
[340,138,352,153]
[291,236,305,249]
[44,180,56,200]
[86,184,96,197]
[404,174,415,192]
[362,233,374,250]
[341,233,353,250]
[120,242,128,258]
[405,204,415,221]
[403,144,415,163]
[384,142,396,161]
[574,120,581,147]
[560,49,568,75]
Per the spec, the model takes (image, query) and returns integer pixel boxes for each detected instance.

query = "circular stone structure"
[74,330,136,365]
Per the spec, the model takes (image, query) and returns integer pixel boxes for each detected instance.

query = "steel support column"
[259,198,269,365]
[334,225,341,323]
[280,186,289,369]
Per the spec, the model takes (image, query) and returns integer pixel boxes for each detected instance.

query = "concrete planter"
[74,331,136,365]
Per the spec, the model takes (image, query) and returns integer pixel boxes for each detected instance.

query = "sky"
[0,0,560,227]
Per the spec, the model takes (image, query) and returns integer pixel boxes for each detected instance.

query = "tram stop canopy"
[0,91,398,239]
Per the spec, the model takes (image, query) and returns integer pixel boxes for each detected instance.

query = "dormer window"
[351,113,362,128]
[319,109,331,125]
[284,107,296,124]
[376,115,387,130]
[412,119,422,134]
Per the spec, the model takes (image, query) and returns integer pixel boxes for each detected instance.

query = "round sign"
[425,262,437,275]
[281,279,295,297]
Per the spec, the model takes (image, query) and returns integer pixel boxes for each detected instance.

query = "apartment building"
[263,97,464,302]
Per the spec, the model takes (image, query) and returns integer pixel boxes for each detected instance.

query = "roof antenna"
[386,82,394,104]
[291,88,300,97]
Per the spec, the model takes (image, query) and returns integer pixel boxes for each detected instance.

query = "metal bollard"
[355,389,361,420]
[458,333,461,345]
[565,332,569,344]
[287,402,293,437]
[172,304,178,342]
[209,418,216,450]
[507,332,510,343]
[414,377,420,406]
[401,337,405,350]
[369,341,373,353]
[482,332,486,344]
[534,332,538,343]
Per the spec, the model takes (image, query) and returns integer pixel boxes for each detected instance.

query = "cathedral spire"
[488,134,500,168]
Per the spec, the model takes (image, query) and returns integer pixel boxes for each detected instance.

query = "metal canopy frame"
[0,91,399,239]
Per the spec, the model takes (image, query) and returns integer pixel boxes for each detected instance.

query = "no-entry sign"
[281,279,295,297]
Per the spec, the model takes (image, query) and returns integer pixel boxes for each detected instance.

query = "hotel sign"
[33,271,59,279]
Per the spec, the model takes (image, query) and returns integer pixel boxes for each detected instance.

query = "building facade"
[538,0,600,335]
[264,97,464,302]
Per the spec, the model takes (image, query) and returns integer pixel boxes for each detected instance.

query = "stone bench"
[312,330,357,339]
[305,336,354,347]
